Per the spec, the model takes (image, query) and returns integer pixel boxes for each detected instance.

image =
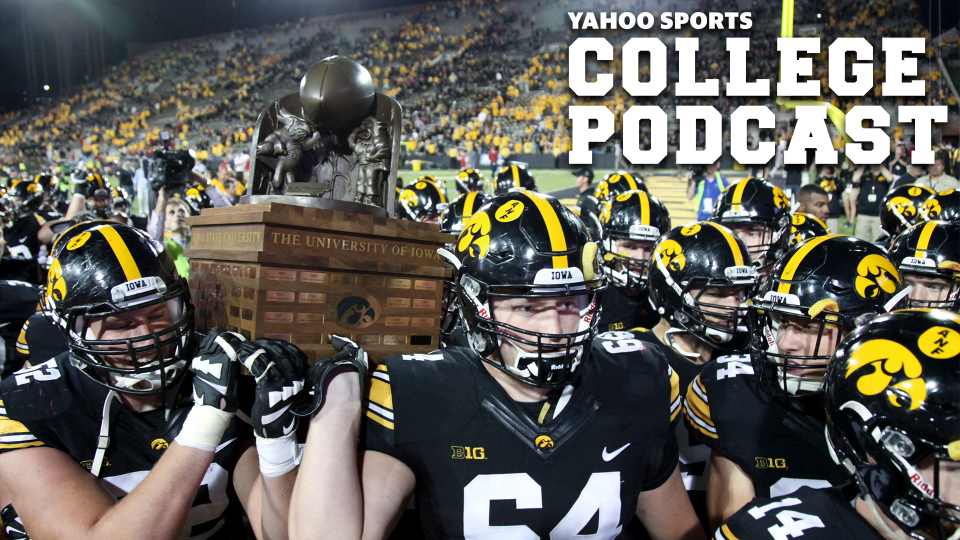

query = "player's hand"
[292,335,369,417]
[192,327,246,413]
[73,178,94,198]
[240,339,308,439]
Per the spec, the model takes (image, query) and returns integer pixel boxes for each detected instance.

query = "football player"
[877,184,936,248]
[493,164,538,194]
[709,177,792,275]
[581,172,648,223]
[888,220,960,311]
[685,235,907,529]
[786,213,831,247]
[290,191,704,540]
[455,168,488,196]
[641,221,759,527]
[597,190,672,332]
[717,309,960,540]
[397,179,448,224]
[1,180,62,284]
[0,222,297,540]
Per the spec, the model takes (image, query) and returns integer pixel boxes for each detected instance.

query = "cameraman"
[147,188,191,278]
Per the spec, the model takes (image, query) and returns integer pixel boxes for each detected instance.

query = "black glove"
[292,335,369,417]
[240,339,308,439]
[192,327,246,413]
[73,179,94,198]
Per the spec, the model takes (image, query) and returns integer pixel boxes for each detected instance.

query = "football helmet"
[416,174,446,193]
[787,212,831,246]
[42,223,194,394]
[920,189,960,223]
[881,184,936,237]
[593,172,646,201]
[710,177,792,269]
[647,221,759,352]
[0,195,17,231]
[825,309,960,540]
[598,190,671,292]
[9,180,45,215]
[454,191,604,387]
[455,169,488,195]
[439,192,489,235]
[752,235,906,396]
[888,220,960,311]
[183,186,212,215]
[398,180,448,222]
[494,165,537,195]
[87,186,131,219]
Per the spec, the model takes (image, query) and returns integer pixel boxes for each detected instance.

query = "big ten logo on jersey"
[716,355,754,380]
[451,446,486,460]
[755,457,787,469]
[607,322,625,331]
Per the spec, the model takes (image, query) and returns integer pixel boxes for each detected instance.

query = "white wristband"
[175,405,232,452]
[255,433,303,477]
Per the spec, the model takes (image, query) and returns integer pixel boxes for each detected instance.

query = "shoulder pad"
[378,348,483,444]
[587,334,675,423]
[0,355,74,422]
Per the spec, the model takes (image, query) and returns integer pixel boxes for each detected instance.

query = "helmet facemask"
[900,265,960,311]
[601,229,659,292]
[459,274,602,388]
[725,222,786,271]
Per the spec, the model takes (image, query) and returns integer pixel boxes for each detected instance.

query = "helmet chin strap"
[664,328,701,358]
[778,372,824,395]
[497,337,579,381]
[862,495,910,540]
[110,359,185,393]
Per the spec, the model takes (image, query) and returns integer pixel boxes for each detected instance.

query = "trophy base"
[240,195,387,218]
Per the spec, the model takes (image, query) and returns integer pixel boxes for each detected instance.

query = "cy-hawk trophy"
[185,55,452,362]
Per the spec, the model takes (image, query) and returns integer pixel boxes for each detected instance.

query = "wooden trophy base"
[184,202,455,363]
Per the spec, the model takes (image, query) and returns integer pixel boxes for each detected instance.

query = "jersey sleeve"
[0,400,45,453]
[361,363,406,464]
[15,321,29,361]
[668,364,681,425]
[683,373,719,447]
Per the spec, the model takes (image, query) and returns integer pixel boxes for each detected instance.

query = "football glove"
[292,335,369,417]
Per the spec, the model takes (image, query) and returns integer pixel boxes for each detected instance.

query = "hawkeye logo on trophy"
[186,55,453,363]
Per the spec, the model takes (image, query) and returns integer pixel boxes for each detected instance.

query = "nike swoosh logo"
[602,443,630,462]
[18,237,27,243]
[261,403,291,426]
[215,437,237,453]
[283,417,296,435]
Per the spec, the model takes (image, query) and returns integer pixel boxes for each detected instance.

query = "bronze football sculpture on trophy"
[185,55,452,363]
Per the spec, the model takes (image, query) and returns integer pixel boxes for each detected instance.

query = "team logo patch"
[855,254,900,299]
[495,200,524,223]
[151,439,169,450]
[616,192,633,202]
[917,326,960,359]
[334,296,380,329]
[535,435,554,450]
[67,231,92,251]
[654,239,685,272]
[680,224,701,236]
[792,214,807,225]
[908,186,924,197]
[845,339,927,410]
[458,211,491,258]
[451,446,486,459]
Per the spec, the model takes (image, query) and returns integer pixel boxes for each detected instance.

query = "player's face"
[728,223,773,259]
[804,194,830,222]
[420,213,440,224]
[491,296,583,367]
[614,238,652,262]
[916,454,960,539]
[690,285,747,328]
[771,313,839,366]
[87,302,177,370]
[904,273,954,304]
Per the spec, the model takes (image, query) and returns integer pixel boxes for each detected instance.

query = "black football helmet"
[710,177,792,269]
[825,309,960,540]
[881,184,936,237]
[648,221,759,352]
[598,190,671,292]
[889,220,960,311]
[752,235,906,397]
[787,212,831,246]
[9,180,45,215]
[111,186,132,218]
[455,169,488,195]
[398,180,448,222]
[920,189,960,223]
[183,186,212,215]
[0,192,17,231]
[594,172,647,201]
[42,223,194,394]
[439,192,489,235]
[454,191,604,387]
[494,165,537,195]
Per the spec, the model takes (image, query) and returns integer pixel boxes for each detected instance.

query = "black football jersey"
[0,281,40,379]
[598,287,660,334]
[363,340,681,540]
[1,215,42,284]
[0,353,254,540]
[13,312,67,373]
[715,487,882,540]
[683,356,849,498]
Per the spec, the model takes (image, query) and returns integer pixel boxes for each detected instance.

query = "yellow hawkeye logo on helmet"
[655,239,685,272]
[458,212,491,258]
[599,201,612,224]
[47,258,66,305]
[846,339,927,410]
[855,254,900,299]
[773,187,790,209]
[888,197,917,218]
[921,199,941,219]
[399,189,419,208]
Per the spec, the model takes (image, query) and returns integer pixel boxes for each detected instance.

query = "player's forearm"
[291,373,363,540]
[261,471,297,540]
[92,443,215,540]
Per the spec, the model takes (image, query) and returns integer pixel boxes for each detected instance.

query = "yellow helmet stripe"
[512,165,520,187]
[731,178,751,204]
[702,222,745,266]
[639,191,650,226]
[775,234,841,294]
[914,220,938,258]
[522,191,568,268]
[464,192,478,217]
[436,183,447,204]
[96,226,142,281]
[625,174,638,191]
